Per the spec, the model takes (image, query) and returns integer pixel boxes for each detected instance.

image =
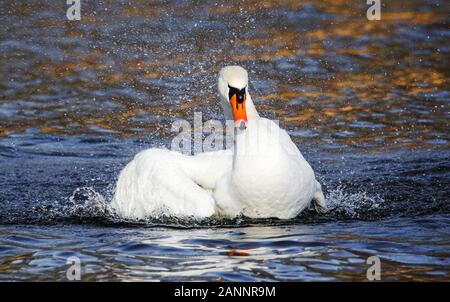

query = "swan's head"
[218,66,248,130]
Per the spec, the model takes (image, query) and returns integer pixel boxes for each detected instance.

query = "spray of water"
[43,184,387,226]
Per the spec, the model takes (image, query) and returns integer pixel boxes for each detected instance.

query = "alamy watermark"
[66,256,81,281]
[366,256,381,280]
[65,254,381,280]
[366,0,381,21]
[170,112,283,157]
[65,1,381,22]
[66,0,81,21]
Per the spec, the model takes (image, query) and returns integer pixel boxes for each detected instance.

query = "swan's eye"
[228,85,246,104]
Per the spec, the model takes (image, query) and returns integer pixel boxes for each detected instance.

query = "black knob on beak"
[236,92,245,104]
[228,85,246,106]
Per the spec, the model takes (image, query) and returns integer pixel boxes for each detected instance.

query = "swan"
[111,66,325,220]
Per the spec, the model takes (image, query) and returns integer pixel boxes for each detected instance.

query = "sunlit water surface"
[0,0,449,281]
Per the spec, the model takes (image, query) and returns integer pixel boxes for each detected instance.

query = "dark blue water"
[0,214,449,281]
[0,0,449,281]
[0,134,448,281]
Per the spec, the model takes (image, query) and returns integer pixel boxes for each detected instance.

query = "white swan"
[111,66,325,220]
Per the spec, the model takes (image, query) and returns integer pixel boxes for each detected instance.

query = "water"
[0,0,449,281]
[1,215,449,281]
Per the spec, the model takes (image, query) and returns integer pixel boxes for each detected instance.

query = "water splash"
[323,185,386,220]
[66,187,111,220]
[3,185,388,226]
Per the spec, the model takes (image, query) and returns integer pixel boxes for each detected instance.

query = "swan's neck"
[222,92,262,166]
[232,95,264,167]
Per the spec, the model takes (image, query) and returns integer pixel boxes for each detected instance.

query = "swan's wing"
[260,118,303,159]
[264,118,326,209]
[268,120,327,211]
[181,149,233,190]
[111,148,216,219]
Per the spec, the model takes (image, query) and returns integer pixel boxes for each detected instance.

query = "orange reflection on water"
[0,0,448,152]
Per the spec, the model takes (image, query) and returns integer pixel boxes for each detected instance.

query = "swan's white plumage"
[111,149,232,219]
[213,118,324,219]
[111,66,325,219]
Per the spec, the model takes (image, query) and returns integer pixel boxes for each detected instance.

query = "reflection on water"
[0,215,449,281]
[0,0,449,281]
[0,0,448,151]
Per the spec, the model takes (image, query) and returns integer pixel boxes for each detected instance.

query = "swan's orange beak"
[229,93,247,130]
